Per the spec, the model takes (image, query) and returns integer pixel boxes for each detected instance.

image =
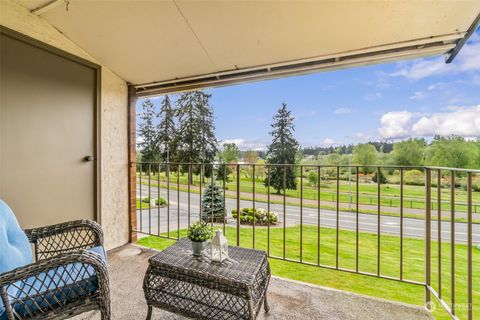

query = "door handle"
[83,156,95,162]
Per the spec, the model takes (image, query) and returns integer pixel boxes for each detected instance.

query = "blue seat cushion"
[0,246,106,319]
[0,200,34,317]
[0,200,33,274]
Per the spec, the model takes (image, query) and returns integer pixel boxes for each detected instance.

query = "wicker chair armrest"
[24,219,103,244]
[0,250,109,318]
[24,220,103,259]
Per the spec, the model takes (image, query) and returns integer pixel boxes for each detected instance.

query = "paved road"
[137,186,480,244]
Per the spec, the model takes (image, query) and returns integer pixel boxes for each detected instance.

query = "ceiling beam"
[446,12,480,63]
[135,40,457,97]
[31,0,65,16]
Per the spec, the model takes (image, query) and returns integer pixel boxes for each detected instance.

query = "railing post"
[400,168,404,280]
[425,168,431,309]
[236,164,240,246]
[467,172,473,320]
[437,169,442,299]
[450,172,456,315]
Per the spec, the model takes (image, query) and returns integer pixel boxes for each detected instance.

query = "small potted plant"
[187,220,213,256]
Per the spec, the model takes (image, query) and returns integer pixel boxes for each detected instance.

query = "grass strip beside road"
[137,172,480,214]
[136,182,479,223]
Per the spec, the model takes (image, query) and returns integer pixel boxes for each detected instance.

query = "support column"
[128,84,137,242]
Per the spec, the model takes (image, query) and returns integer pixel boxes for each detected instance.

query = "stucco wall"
[0,0,129,250]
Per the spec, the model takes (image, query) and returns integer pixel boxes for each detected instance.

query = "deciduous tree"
[426,135,475,169]
[352,143,377,174]
[392,138,425,166]
[220,143,240,163]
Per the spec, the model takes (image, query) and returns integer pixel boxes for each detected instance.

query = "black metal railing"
[132,162,479,320]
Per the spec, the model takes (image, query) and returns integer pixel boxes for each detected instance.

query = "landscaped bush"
[460,183,480,192]
[142,197,168,206]
[404,169,425,186]
[231,208,278,225]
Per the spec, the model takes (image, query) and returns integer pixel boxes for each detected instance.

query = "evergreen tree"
[372,169,388,184]
[137,99,160,164]
[264,103,299,194]
[201,184,226,222]
[175,91,218,178]
[216,164,233,185]
[157,95,176,162]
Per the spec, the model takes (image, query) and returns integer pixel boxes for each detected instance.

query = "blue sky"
[139,30,480,151]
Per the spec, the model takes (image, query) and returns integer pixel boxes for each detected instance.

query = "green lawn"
[137,225,479,320]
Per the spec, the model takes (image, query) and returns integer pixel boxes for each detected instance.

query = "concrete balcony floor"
[73,244,432,320]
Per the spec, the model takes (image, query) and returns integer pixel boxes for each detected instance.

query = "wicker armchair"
[0,220,110,320]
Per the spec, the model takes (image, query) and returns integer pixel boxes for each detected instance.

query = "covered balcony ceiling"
[14,0,480,96]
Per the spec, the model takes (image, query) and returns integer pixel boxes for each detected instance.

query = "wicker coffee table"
[143,238,271,320]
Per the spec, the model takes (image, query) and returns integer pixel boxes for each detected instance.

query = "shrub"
[142,197,168,206]
[308,171,318,187]
[157,197,168,206]
[231,208,278,225]
[404,169,424,186]
[187,221,213,242]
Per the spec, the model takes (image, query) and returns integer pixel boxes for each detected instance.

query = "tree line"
[303,141,394,156]
[310,136,480,172]
[138,96,299,193]
[137,91,218,177]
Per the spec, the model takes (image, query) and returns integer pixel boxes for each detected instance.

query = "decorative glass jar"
[210,229,228,262]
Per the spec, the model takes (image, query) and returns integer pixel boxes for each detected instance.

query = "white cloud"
[298,110,317,117]
[322,138,335,146]
[443,105,465,111]
[472,75,480,86]
[364,71,391,88]
[377,111,413,139]
[390,38,480,80]
[427,82,446,91]
[377,106,480,139]
[334,107,352,115]
[447,97,463,104]
[363,92,382,100]
[411,106,480,137]
[221,138,266,151]
[320,85,335,91]
[355,132,371,141]
[409,91,428,100]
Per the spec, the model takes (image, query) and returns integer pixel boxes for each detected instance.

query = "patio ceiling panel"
[13,0,480,96]
[175,1,473,71]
